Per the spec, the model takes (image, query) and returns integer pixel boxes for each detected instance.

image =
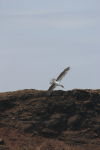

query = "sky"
[0,0,100,92]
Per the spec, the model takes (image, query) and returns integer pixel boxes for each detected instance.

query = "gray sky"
[0,0,100,92]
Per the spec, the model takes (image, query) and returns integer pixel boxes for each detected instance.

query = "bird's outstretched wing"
[47,83,57,95]
[56,67,70,82]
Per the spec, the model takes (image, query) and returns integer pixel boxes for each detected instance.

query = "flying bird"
[47,67,70,95]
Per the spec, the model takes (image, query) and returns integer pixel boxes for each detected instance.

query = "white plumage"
[47,67,70,95]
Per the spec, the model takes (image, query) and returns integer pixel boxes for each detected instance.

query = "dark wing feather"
[47,83,57,95]
[56,67,70,82]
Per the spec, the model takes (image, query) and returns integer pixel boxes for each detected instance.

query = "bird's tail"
[50,78,56,84]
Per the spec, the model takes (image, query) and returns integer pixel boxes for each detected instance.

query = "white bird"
[47,67,70,95]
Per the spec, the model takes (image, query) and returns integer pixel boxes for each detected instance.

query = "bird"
[47,67,70,95]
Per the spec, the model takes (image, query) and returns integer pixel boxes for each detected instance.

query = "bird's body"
[47,67,70,95]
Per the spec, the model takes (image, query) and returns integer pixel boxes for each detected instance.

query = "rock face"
[0,89,100,150]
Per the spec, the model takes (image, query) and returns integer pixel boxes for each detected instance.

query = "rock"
[0,138,4,145]
[0,89,100,150]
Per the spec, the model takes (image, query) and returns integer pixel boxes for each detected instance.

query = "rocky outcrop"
[0,89,100,150]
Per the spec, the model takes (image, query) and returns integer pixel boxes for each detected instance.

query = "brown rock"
[0,89,100,150]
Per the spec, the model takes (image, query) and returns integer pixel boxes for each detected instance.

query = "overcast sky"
[0,0,100,92]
